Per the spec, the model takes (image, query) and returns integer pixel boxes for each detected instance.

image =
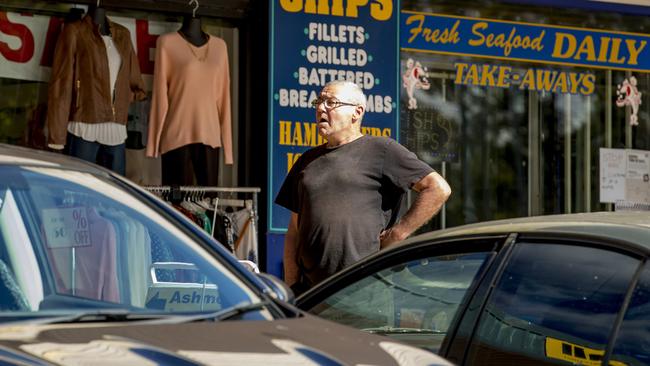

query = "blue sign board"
[268,0,399,233]
[401,11,650,72]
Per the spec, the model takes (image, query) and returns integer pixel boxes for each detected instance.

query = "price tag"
[42,207,92,249]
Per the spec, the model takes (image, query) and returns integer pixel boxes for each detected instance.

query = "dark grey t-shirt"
[275,135,434,286]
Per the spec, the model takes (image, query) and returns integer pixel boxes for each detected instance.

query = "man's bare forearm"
[380,172,451,248]
[394,187,446,236]
[283,213,299,285]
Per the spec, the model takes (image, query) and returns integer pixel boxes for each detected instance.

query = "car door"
[609,261,650,365]
[296,236,506,354]
[457,235,644,366]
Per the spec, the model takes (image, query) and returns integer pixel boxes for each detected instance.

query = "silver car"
[298,212,650,366]
[0,144,450,366]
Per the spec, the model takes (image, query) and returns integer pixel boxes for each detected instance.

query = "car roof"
[403,211,650,249]
[0,143,110,176]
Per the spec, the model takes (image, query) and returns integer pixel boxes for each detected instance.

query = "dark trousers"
[161,143,220,186]
[66,133,126,175]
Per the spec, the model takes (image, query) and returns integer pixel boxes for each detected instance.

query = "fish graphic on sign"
[402,58,430,110]
[616,76,643,126]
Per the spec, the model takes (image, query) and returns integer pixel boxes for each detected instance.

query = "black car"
[297,212,650,366]
[0,144,450,366]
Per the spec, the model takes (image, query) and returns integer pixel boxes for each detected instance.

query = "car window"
[610,262,650,365]
[308,251,492,353]
[0,166,264,319]
[466,242,639,366]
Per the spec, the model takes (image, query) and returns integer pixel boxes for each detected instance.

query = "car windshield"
[0,165,264,321]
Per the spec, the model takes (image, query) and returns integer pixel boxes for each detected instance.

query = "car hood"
[0,314,451,366]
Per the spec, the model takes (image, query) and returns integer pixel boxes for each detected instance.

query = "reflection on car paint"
[20,338,447,366]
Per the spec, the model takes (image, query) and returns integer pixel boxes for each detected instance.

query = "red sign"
[0,11,180,89]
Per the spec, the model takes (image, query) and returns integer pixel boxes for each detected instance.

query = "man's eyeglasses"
[311,97,359,109]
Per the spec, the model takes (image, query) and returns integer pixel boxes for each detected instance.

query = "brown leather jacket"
[47,15,146,145]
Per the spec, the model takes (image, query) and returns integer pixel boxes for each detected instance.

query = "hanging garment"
[212,212,236,253]
[98,210,131,304]
[46,207,119,303]
[232,208,258,263]
[147,32,232,164]
[128,219,152,307]
[179,200,212,235]
[195,211,212,235]
[47,15,146,146]
[173,204,197,223]
[66,35,125,147]
[97,210,152,307]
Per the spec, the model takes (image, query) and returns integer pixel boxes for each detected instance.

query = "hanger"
[181,189,205,213]
[195,190,214,210]
[190,190,208,212]
[189,0,199,18]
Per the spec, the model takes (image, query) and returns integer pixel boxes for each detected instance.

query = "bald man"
[275,81,451,294]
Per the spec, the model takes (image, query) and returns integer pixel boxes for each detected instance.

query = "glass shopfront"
[2,1,649,276]
[0,0,240,186]
[400,0,650,232]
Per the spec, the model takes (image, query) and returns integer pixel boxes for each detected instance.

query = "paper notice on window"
[600,148,626,203]
[42,207,92,249]
[625,150,650,203]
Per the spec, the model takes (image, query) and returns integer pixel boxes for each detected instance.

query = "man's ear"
[352,105,364,122]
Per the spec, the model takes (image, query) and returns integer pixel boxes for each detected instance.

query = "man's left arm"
[380,171,451,248]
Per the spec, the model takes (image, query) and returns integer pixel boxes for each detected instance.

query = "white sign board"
[599,148,627,203]
[600,148,650,204]
[42,207,91,248]
[625,150,650,204]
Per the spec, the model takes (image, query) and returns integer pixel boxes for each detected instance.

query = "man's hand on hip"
[379,227,407,249]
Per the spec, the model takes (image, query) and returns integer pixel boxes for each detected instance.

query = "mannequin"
[65,8,85,23]
[46,0,146,175]
[179,15,207,47]
[147,0,233,186]
[87,5,110,35]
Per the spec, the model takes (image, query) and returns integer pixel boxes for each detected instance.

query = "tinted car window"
[610,263,650,365]
[466,242,639,366]
[0,166,262,317]
[308,251,491,353]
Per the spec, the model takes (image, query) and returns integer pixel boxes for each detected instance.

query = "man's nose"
[316,102,326,112]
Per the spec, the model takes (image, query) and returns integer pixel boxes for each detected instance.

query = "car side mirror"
[257,272,295,305]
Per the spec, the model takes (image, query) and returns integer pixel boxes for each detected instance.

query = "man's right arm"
[283,212,299,286]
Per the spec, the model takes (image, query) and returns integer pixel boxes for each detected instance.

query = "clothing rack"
[143,186,261,263]
[143,186,260,212]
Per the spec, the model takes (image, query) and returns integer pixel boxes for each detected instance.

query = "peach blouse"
[147,32,232,164]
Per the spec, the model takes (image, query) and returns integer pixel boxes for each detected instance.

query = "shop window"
[399,0,650,227]
[0,2,239,186]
